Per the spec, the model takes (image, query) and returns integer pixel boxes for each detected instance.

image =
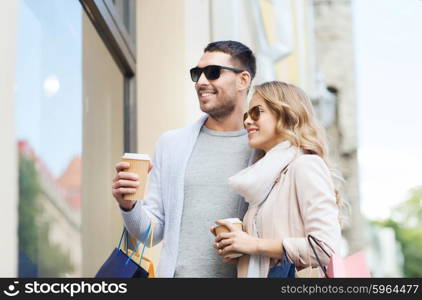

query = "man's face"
[194,51,241,119]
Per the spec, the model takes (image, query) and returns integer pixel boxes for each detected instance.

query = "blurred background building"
[2,0,417,277]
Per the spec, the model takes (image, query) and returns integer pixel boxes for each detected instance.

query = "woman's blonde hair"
[253,81,346,212]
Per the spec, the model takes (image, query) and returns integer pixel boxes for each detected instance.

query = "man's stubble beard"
[200,95,237,120]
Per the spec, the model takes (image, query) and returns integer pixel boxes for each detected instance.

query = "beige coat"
[237,154,342,277]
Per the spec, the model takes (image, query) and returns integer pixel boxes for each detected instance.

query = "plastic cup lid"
[221,218,242,224]
[122,153,151,161]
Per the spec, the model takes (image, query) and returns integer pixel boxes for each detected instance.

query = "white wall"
[137,0,211,158]
[184,0,211,124]
[0,0,19,277]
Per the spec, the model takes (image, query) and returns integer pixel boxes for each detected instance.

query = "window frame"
[79,0,137,152]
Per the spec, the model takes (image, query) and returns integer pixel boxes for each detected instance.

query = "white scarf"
[228,140,301,277]
[228,141,299,207]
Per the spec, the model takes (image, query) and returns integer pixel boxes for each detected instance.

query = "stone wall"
[313,0,364,253]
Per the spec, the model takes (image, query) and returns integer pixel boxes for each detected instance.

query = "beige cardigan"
[237,154,342,277]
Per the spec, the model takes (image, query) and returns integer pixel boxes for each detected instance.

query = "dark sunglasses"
[243,105,262,125]
[190,65,245,82]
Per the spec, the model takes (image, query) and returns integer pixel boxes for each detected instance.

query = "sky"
[15,0,82,178]
[353,0,422,220]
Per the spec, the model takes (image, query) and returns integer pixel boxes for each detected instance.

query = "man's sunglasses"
[190,65,245,82]
[243,105,262,125]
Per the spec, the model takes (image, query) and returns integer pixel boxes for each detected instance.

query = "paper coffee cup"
[214,218,244,259]
[214,218,243,235]
[122,153,150,201]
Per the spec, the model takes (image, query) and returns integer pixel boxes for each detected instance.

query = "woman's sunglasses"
[243,105,262,124]
[190,65,245,82]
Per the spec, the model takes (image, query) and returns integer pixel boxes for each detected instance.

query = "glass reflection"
[15,0,82,277]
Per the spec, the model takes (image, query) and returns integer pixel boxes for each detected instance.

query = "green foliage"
[18,154,74,277]
[18,155,42,262]
[37,219,74,276]
[375,186,422,277]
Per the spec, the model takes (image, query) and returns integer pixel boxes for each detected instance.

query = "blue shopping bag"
[267,248,296,278]
[95,223,151,278]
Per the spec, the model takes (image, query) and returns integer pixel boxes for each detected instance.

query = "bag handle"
[307,235,331,278]
[117,228,131,254]
[149,221,155,248]
[119,223,152,266]
[117,227,136,253]
[117,228,126,250]
[125,222,156,269]
[137,221,155,264]
[134,223,151,266]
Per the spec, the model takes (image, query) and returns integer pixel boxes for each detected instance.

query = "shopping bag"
[126,222,156,278]
[127,250,155,278]
[296,236,324,278]
[295,266,323,278]
[268,248,296,278]
[308,235,371,278]
[95,222,152,278]
[327,251,371,278]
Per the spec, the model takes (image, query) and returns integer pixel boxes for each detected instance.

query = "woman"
[213,81,342,277]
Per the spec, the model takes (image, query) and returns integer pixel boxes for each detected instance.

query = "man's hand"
[112,161,153,211]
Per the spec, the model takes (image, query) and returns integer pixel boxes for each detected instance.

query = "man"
[112,41,256,277]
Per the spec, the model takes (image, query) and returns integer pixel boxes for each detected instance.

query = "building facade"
[1,0,363,277]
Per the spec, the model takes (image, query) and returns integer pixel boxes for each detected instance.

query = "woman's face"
[244,94,284,152]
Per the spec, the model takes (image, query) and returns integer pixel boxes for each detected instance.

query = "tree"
[18,154,74,277]
[374,186,422,277]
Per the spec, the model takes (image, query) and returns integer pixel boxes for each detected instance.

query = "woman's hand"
[213,219,259,256]
[221,257,239,264]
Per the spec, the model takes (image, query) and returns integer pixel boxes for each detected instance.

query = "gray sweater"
[174,126,252,277]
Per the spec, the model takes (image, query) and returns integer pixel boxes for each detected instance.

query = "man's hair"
[204,40,256,80]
